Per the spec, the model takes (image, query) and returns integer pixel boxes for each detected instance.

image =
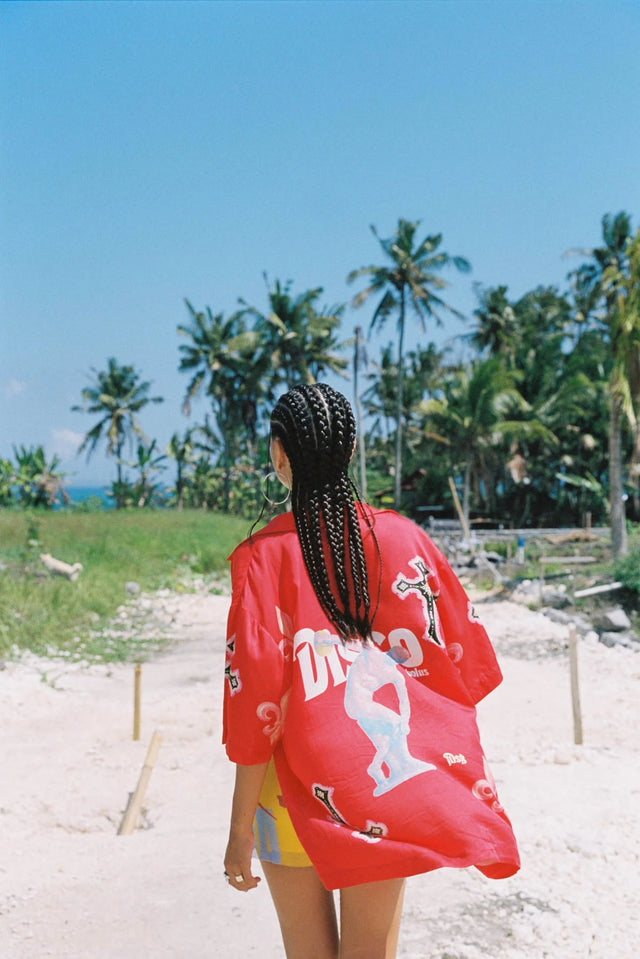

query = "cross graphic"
[393,558,444,647]
[313,784,349,825]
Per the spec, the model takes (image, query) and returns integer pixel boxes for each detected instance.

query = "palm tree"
[472,284,596,525]
[178,302,268,511]
[471,285,518,364]
[420,359,555,530]
[12,445,69,508]
[129,439,167,507]
[167,430,195,510]
[603,228,640,529]
[568,212,632,317]
[363,342,445,444]
[353,326,368,498]
[348,219,471,509]
[568,212,635,555]
[239,277,348,391]
[72,358,163,507]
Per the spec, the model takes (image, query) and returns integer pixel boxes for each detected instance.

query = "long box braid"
[270,383,380,644]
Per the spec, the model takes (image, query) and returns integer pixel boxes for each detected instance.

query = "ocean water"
[65,486,114,508]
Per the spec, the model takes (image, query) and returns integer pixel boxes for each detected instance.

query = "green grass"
[0,509,250,662]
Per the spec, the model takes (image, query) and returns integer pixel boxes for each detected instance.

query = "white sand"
[1,591,638,959]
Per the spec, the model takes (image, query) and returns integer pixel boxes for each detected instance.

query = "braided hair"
[270,383,380,643]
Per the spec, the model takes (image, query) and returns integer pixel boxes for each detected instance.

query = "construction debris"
[543,530,599,545]
[40,553,83,582]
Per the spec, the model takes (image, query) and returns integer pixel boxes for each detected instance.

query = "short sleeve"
[223,597,288,765]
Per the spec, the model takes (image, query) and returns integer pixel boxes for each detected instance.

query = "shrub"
[613,548,640,597]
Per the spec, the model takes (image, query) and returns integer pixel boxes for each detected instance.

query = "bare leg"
[339,878,406,959]
[261,861,339,959]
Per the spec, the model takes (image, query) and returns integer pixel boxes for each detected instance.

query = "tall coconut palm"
[239,277,348,391]
[603,228,640,528]
[348,219,471,508]
[178,301,269,511]
[72,358,163,507]
[471,285,518,365]
[568,212,635,555]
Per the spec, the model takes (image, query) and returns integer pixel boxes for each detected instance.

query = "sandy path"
[1,592,638,958]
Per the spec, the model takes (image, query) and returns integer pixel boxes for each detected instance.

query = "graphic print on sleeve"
[224,635,242,695]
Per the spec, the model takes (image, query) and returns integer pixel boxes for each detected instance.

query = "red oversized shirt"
[223,506,520,889]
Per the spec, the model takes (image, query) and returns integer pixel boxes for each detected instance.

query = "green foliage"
[73,495,107,514]
[5,210,637,545]
[239,277,349,390]
[348,218,471,509]
[72,358,164,507]
[118,438,168,507]
[0,510,248,662]
[11,445,68,508]
[178,302,271,511]
[613,546,640,596]
[0,458,16,506]
[176,287,349,514]
[567,213,638,555]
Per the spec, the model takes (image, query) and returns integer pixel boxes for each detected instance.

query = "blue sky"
[1,0,639,485]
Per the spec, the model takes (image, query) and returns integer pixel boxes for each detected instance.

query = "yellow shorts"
[253,758,312,867]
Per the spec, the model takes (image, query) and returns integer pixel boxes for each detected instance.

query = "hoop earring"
[261,470,291,507]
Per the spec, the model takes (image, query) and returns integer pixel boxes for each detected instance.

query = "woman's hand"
[224,827,261,892]
[224,761,270,892]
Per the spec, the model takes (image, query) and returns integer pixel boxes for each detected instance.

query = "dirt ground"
[1,590,638,959]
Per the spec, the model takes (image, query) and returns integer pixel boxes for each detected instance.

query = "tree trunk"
[630,416,640,520]
[246,434,262,512]
[353,328,367,500]
[609,395,628,558]
[116,439,124,509]
[176,462,184,511]
[394,288,406,510]
[462,459,472,533]
[223,432,231,513]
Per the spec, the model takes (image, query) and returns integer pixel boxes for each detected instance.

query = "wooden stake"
[447,477,472,547]
[117,730,162,836]
[568,626,583,746]
[133,664,142,741]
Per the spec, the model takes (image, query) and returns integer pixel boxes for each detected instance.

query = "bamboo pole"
[568,626,583,746]
[117,730,162,836]
[539,556,597,565]
[133,664,142,741]
[447,477,472,547]
[574,581,623,599]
